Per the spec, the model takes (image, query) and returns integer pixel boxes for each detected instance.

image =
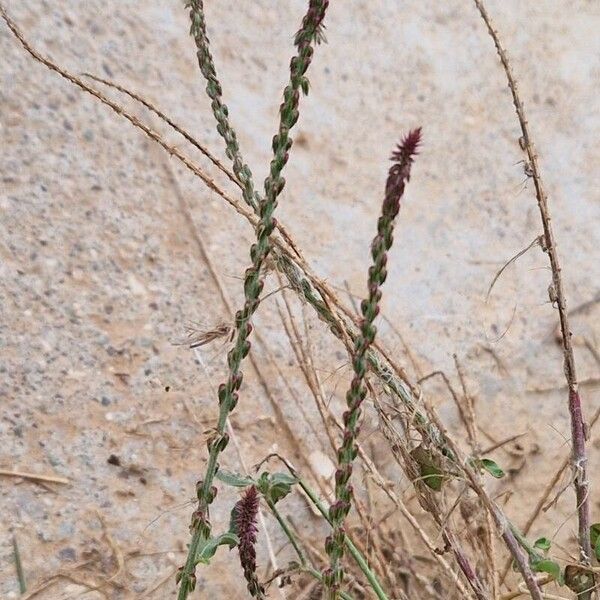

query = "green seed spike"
[177,3,330,599]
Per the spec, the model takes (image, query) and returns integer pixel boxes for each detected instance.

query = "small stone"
[58,546,77,562]
[107,454,121,466]
[58,521,75,539]
[37,528,53,542]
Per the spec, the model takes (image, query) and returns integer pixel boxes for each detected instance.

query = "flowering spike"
[324,128,422,597]
[390,127,422,164]
[233,486,264,598]
[385,127,422,214]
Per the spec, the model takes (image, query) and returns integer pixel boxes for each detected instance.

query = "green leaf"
[480,458,505,479]
[590,523,600,560]
[420,463,443,491]
[256,472,297,505]
[270,473,297,486]
[215,470,255,488]
[590,523,600,546]
[534,537,551,553]
[257,472,270,495]
[195,532,239,565]
[411,445,444,491]
[267,473,297,504]
[530,558,563,585]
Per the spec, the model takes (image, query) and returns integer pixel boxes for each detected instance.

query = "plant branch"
[472,0,592,576]
[186,0,259,211]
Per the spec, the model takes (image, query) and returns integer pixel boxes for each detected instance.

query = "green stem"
[188,0,258,211]
[297,478,389,600]
[324,131,420,596]
[265,499,306,566]
[508,521,538,559]
[265,499,355,600]
[12,536,26,594]
[304,566,354,600]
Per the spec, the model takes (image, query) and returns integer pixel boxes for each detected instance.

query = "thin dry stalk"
[486,236,542,301]
[500,406,600,585]
[472,0,592,570]
[424,406,544,600]
[275,291,339,454]
[453,356,498,598]
[376,406,488,600]
[364,390,475,597]
[83,72,240,189]
[0,469,70,485]
[418,370,472,441]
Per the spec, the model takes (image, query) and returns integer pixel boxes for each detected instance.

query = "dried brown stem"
[425,407,546,599]
[82,72,241,189]
[472,0,592,572]
[501,406,600,585]
[375,405,488,599]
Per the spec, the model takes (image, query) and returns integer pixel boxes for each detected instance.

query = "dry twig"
[473,0,593,574]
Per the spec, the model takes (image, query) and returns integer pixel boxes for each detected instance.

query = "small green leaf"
[420,464,443,491]
[257,472,270,495]
[270,473,297,486]
[195,532,239,565]
[534,537,551,553]
[590,523,600,546]
[255,472,297,505]
[411,445,444,491]
[480,458,505,479]
[268,473,296,505]
[215,470,255,488]
[589,523,600,560]
[531,558,563,585]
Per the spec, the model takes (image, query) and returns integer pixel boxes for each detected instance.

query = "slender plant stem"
[498,524,544,600]
[187,0,258,210]
[265,499,306,566]
[176,3,330,598]
[324,130,421,597]
[297,475,390,600]
[304,567,354,600]
[425,408,544,600]
[82,72,241,190]
[12,536,26,594]
[472,0,592,578]
[265,499,356,600]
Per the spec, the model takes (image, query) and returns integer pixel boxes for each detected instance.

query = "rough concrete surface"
[1,1,599,598]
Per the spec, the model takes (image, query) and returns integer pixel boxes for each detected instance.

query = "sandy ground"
[1,1,599,598]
